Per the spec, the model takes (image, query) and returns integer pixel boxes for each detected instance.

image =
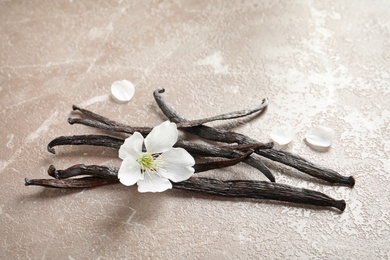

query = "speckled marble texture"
[1,0,389,259]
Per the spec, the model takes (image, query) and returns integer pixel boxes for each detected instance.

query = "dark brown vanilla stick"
[48,164,118,180]
[25,177,118,188]
[174,178,346,211]
[218,142,274,151]
[72,105,121,126]
[67,118,143,135]
[178,140,275,181]
[47,135,123,154]
[175,98,268,127]
[255,149,355,186]
[25,164,345,211]
[71,105,152,135]
[194,150,254,173]
[47,135,275,181]
[47,134,269,164]
[153,89,355,187]
[70,98,267,134]
[154,89,269,124]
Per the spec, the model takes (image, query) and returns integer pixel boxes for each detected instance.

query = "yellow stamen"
[137,152,158,172]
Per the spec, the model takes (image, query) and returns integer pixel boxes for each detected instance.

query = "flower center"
[137,152,159,172]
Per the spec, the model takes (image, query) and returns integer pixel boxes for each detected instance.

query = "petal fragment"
[270,127,295,145]
[305,126,333,148]
[137,171,172,192]
[118,157,143,186]
[111,79,135,102]
[144,121,178,153]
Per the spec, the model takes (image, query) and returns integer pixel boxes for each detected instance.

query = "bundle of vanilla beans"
[25,89,355,211]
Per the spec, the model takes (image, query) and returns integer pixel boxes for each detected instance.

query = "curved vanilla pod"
[47,135,123,154]
[25,177,118,188]
[256,149,355,187]
[154,89,355,187]
[25,164,345,211]
[174,178,346,211]
[70,98,268,132]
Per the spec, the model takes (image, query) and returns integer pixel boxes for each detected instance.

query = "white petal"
[111,80,135,102]
[157,165,194,183]
[119,132,143,160]
[137,171,172,192]
[158,148,195,182]
[270,127,295,145]
[305,126,333,148]
[162,148,195,166]
[144,121,178,153]
[118,157,143,186]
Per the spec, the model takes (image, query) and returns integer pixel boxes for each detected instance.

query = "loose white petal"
[137,171,172,192]
[270,127,295,145]
[144,121,178,153]
[305,126,333,148]
[111,80,135,102]
[119,132,143,160]
[118,157,143,186]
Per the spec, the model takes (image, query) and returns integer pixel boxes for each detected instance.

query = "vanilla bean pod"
[153,89,355,187]
[47,135,275,181]
[25,177,118,188]
[69,98,267,134]
[46,134,255,157]
[194,150,254,173]
[175,98,268,127]
[175,178,346,211]
[178,140,275,181]
[217,142,274,151]
[68,118,142,135]
[71,105,151,135]
[47,135,123,154]
[72,105,121,126]
[255,149,355,187]
[25,164,345,211]
[47,164,118,180]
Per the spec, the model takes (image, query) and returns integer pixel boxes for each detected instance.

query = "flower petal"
[162,148,195,166]
[144,121,178,153]
[305,126,333,148]
[270,127,295,146]
[158,148,195,182]
[111,79,135,103]
[119,132,143,160]
[137,171,172,192]
[118,157,143,186]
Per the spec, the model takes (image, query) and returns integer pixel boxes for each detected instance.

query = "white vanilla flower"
[118,121,195,192]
